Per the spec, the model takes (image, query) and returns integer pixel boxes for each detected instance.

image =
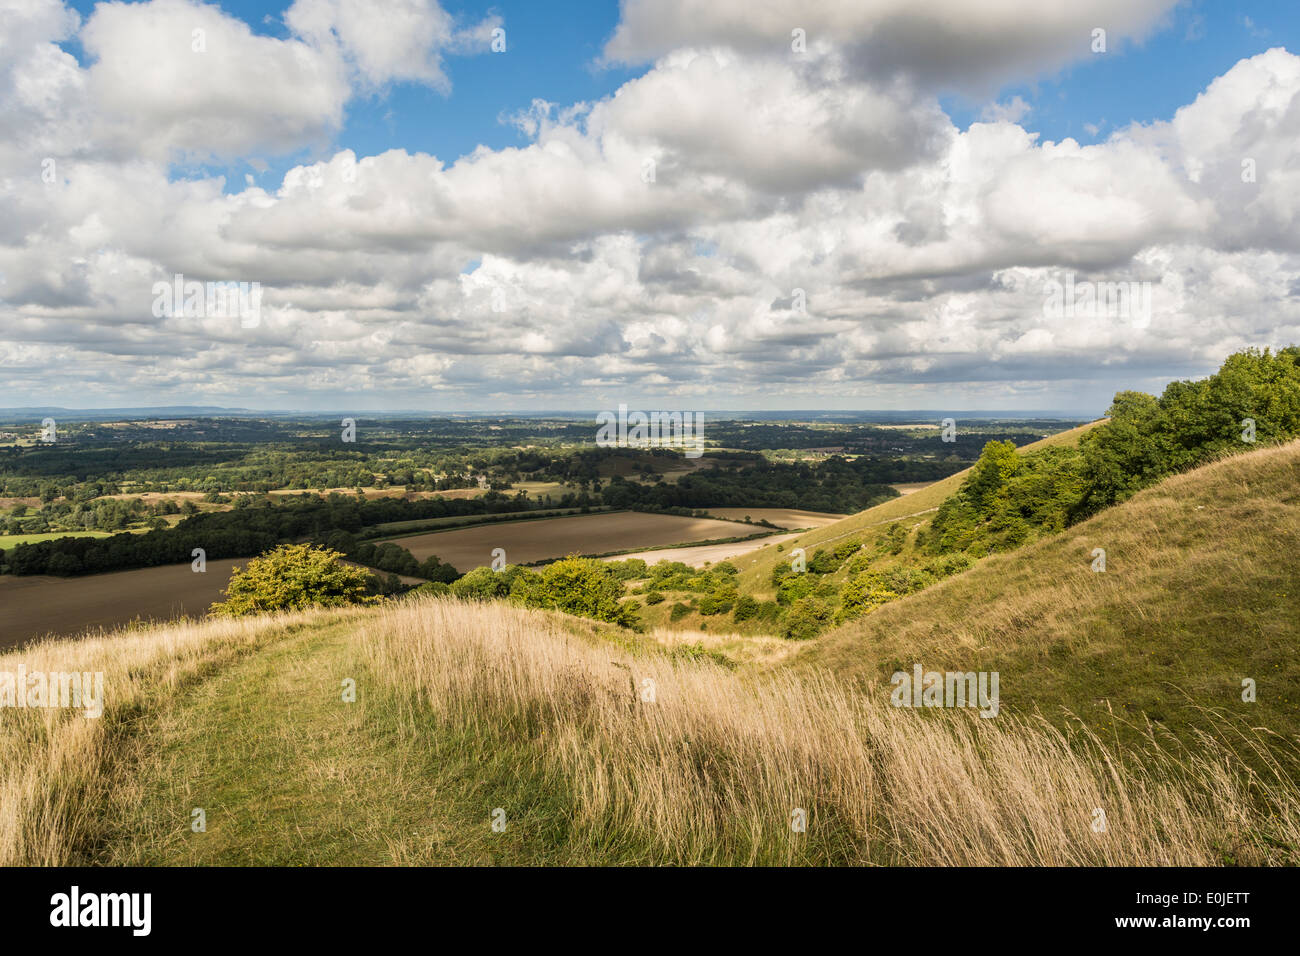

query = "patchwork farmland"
[378,510,766,569]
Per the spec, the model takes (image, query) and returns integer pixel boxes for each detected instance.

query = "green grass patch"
[0,531,113,548]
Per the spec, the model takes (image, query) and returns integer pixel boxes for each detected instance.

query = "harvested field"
[267,487,449,500]
[703,508,846,529]
[380,511,755,569]
[0,497,41,509]
[602,532,802,568]
[99,491,208,502]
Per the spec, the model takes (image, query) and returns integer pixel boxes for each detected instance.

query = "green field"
[0,531,113,549]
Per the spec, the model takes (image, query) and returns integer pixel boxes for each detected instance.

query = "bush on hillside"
[929,347,1300,557]
[836,575,900,624]
[808,539,863,574]
[733,594,781,625]
[409,581,451,598]
[780,596,834,641]
[527,557,640,628]
[607,558,649,581]
[732,594,759,621]
[417,554,460,583]
[697,591,735,615]
[449,565,517,601]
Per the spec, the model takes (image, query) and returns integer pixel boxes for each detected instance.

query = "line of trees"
[928,347,1300,555]
[597,456,911,513]
[0,490,561,577]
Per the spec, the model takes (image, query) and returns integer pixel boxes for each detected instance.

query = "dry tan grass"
[0,609,335,865]
[4,568,1295,866]
[645,625,803,668]
[360,596,1300,865]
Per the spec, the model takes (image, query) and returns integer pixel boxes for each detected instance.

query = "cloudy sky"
[1,0,1298,413]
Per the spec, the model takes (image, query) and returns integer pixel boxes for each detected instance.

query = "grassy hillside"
[795,440,1300,746]
[3,586,1297,866]
[735,420,1105,595]
[3,432,1296,867]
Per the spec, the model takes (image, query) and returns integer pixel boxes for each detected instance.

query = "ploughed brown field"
[0,558,242,649]
[0,559,423,649]
[381,511,755,569]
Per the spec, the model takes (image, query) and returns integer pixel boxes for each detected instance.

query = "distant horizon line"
[0,404,1101,421]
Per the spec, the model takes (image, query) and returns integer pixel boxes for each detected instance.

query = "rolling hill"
[792,439,1300,745]
[735,419,1107,594]
[4,546,1296,866]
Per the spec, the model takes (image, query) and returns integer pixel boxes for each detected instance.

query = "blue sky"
[945,0,1300,141]
[56,0,1300,188]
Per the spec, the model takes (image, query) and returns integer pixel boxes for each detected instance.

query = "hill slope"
[735,420,1105,594]
[793,440,1300,744]
[5,591,1298,866]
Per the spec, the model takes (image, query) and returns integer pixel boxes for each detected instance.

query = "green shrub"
[732,594,759,621]
[507,567,544,605]
[644,590,665,605]
[449,566,500,600]
[732,595,780,624]
[844,551,874,575]
[649,561,692,582]
[529,557,639,627]
[775,571,816,605]
[410,580,451,598]
[211,544,379,616]
[780,597,833,640]
[607,558,648,581]
[836,573,899,624]
[417,554,460,583]
[450,566,515,601]
[808,539,861,574]
[926,553,974,577]
[697,594,734,616]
